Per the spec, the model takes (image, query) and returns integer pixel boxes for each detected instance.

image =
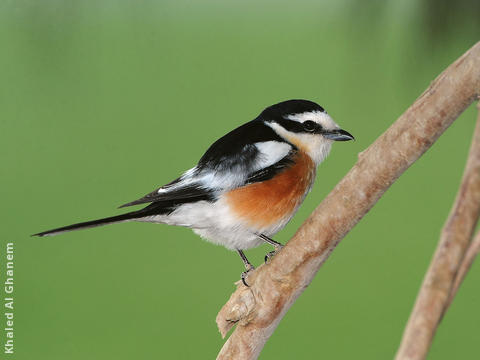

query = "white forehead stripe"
[286,111,339,130]
[285,110,325,122]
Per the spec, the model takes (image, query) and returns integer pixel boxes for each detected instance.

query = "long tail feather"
[32,209,149,237]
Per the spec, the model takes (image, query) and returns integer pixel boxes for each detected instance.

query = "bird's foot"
[264,244,284,263]
[241,264,255,287]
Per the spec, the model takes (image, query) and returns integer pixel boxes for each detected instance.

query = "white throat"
[266,121,334,165]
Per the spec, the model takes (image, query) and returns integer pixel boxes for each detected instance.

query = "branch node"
[216,284,257,338]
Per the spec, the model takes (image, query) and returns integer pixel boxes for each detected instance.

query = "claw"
[264,244,284,264]
[241,265,255,287]
[264,251,275,263]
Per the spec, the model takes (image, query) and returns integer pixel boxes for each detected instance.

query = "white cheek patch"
[289,133,333,164]
[266,118,333,165]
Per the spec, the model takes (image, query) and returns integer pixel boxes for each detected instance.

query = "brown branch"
[446,227,480,310]
[216,42,480,360]
[445,103,480,312]
[395,101,480,360]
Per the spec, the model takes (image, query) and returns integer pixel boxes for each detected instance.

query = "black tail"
[32,209,149,237]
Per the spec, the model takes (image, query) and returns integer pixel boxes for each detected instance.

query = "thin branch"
[395,101,480,360]
[445,104,480,312]
[216,42,480,360]
[446,228,480,310]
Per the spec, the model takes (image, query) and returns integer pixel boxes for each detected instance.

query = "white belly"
[137,199,293,250]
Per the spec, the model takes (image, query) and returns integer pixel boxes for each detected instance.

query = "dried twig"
[395,102,480,360]
[445,101,480,311]
[217,42,480,360]
[446,228,480,310]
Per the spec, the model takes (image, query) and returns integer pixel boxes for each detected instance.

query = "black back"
[197,99,323,170]
[197,119,285,170]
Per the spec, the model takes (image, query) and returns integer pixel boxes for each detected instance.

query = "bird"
[33,99,354,285]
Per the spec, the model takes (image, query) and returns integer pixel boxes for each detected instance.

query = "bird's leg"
[237,250,254,287]
[258,234,284,263]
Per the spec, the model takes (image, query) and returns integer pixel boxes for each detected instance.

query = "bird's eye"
[303,120,316,132]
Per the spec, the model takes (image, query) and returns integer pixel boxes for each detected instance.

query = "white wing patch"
[193,141,291,189]
[253,141,292,171]
[156,141,292,194]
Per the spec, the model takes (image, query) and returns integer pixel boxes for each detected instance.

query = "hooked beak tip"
[323,129,355,142]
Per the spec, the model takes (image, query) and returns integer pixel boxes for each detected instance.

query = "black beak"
[323,129,355,141]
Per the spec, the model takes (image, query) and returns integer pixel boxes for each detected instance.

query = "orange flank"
[226,151,316,228]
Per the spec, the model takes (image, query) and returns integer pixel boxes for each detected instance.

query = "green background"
[1,1,479,359]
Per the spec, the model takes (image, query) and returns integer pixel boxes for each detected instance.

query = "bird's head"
[260,99,354,164]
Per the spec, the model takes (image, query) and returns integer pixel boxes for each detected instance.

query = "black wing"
[196,119,286,170]
[119,182,215,208]
[120,119,294,208]
[245,152,296,184]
